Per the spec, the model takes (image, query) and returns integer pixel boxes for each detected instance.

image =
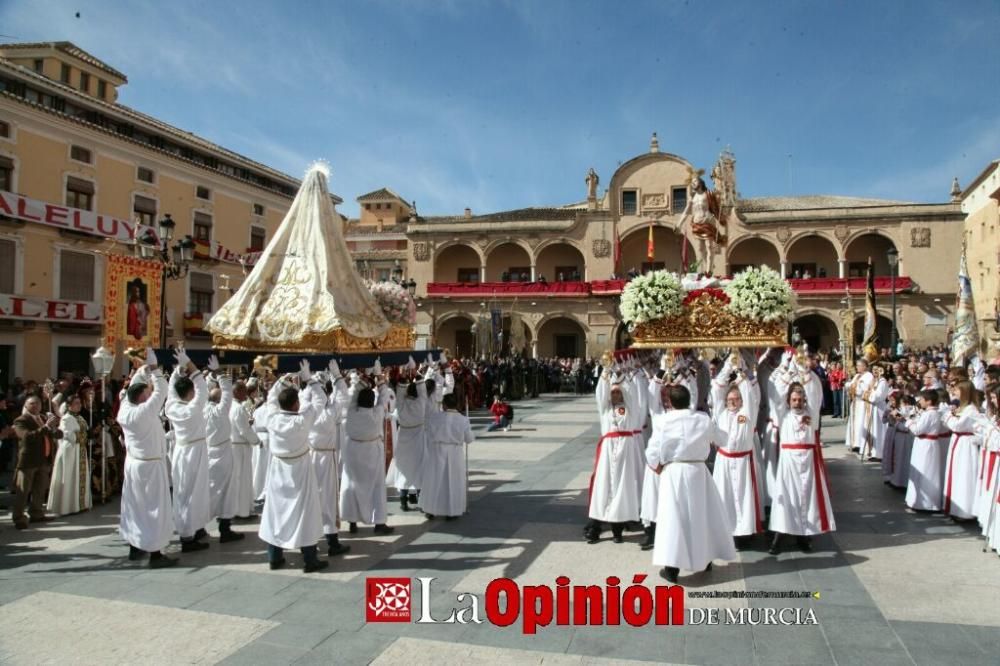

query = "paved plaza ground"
[2,394,999,665]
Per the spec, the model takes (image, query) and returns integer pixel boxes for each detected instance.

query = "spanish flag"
[646,223,655,262]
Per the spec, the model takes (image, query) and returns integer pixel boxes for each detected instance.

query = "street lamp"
[405,278,417,296]
[887,246,899,356]
[90,346,114,503]
[392,260,404,283]
[137,214,195,343]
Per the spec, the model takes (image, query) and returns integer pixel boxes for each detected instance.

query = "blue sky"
[2,0,998,216]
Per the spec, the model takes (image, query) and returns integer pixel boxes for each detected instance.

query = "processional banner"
[103,254,164,350]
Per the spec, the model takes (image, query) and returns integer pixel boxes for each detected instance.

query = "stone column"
[480,264,487,283]
[780,260,789,278]
[838,259,847,279]
[530,264,536,282]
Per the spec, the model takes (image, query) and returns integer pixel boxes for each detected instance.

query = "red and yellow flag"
[646,223,655,261]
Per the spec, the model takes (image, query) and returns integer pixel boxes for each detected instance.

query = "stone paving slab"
[2,396,1000,665]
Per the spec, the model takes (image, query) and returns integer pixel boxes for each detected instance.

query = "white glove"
[173,349,190,368]
[299,359,311,382]
[406,356,417,370]
[145,347,158,368]
[280,373,297,386]
[328,358,340,376]
[426,353,435,366]
[207,355,220,372]
[660,353,670,372]
[373,359,383,375]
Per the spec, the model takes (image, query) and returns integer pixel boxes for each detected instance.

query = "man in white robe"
[340,366,395,534]
[584,366,645,545]
[308,360,351,557]
[387,358,430,512]
[251,391,272,504]
[844,360,888,458]
[259,361,328,572]
[768,365,836,554]
[164,349,212,552]
[205,369,242,542]
[422,393,475,518]
[710,354,764,549]
[117,348,176,568]
[229,381,258,520]
[647,383,736,583]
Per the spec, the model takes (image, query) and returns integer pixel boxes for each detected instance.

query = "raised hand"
[328,358,340,376]
[207,354,221,372]
[299,359,312,382]
[173,348,191,369]
[145,347,158,368]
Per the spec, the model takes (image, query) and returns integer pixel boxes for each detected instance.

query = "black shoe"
[659,566,679,584]
[400,495,411,512]
[348,522,358,534]
[269,558,286,570]
[194,528,209,542]
[128,545,145,561]
[373,524,395,535]
[181,540,210,553]
[797,536,813,553]
[769,533,782,555]
[219,530,245,543]
[734,535,751,551]
[303,560,329,573]
[149,554,179,569]
[328,543,351,557]
[704,562,713,572]
[14,520,28,530]
[425,513,435,520]
[444,516,458,521]
[612,535,624,544]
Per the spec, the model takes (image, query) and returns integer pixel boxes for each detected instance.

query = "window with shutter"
[0,155,13,192]
[0,239,15,293]
[189,272,214,313]
[133,195,157,226]
[70,145,92,164]
[59,250,95,301]
[65,177,94,211]
[193,212,212,242]
[249,226,266,252]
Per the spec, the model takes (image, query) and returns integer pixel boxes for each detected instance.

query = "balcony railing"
[425,276,914,298]
[427,281,590,297]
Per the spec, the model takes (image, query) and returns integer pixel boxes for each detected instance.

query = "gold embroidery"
[631,293,787,348]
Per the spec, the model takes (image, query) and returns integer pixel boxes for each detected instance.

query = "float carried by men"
[587,260,842,583]
[109,163,473,572]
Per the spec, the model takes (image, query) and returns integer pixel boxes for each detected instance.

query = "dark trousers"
[12,465,50,524]
[268,543,319,565]
[831,390,843,418]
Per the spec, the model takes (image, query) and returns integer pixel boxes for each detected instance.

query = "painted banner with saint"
[861,260,879,362]
[951,247,978,363]
[104,254,164,350]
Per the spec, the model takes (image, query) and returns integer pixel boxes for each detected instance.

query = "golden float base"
[630,293,788,349]
[211,324,416,354]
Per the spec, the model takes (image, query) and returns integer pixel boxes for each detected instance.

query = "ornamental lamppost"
[886,246,899,357]
[138,214,195,344]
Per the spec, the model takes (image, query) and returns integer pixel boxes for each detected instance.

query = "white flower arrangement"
[619,270,684,324]
[724,265,796,323]
[367,280,417,325]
